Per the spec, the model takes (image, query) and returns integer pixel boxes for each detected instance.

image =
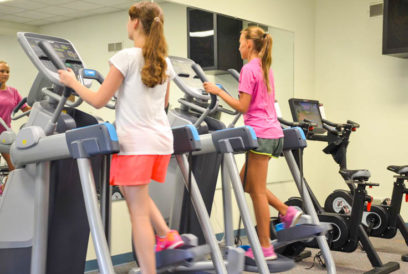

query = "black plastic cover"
[65,123,119,158]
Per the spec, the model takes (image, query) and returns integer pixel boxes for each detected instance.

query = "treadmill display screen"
[50,42,79,60]
[27,36,83,74]
[289,98,325,133]
[27,37,80,61]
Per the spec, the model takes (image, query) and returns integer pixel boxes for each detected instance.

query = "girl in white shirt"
[58,2,183,273]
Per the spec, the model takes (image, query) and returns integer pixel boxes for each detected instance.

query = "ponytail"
[142,17,168,88]
[243,27,273,92]
[259,33,272,92]
[129,2,168,88]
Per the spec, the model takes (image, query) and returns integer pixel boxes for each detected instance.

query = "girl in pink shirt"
[0,61,30,175]
[203,26,301,260]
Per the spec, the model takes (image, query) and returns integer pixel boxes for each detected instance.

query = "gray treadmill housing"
[283,127,307,150]
[0,32,118,274]
[27,73,54,107]
[172,125,201,154]
[0,131,15,146]
[211,126,258,153]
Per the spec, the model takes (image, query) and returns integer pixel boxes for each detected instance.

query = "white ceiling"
[0,0,165,26]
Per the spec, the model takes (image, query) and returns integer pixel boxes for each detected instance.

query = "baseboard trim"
[85,252,135,272]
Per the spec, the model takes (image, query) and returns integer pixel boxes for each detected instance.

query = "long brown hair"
[242,26,273,92]
[129,2,168,88]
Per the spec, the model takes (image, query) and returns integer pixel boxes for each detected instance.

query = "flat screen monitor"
[288,98,326,134]
[383,0,408,58]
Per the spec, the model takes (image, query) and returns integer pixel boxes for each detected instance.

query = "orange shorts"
[110,154,171,186]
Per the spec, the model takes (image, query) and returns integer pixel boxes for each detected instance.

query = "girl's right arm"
[203,82,251,113]
[58,65,124,109]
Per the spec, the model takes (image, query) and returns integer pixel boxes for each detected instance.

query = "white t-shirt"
[109,47,176,155]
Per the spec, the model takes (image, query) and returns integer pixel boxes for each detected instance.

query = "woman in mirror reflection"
[0,60,30,194]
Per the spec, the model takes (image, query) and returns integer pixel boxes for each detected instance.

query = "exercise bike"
[290,98,408,262]
[288,98,360,215]
[279,101,400,274]
[378,165,408,261]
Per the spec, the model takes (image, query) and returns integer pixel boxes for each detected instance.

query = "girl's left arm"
[58,65,123,109]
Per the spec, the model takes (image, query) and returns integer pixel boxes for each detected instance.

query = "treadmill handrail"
[78,68,116,109]
[173,76,210,101]
[11,98,30,121]
[178,98,209,114]
[178,98,235,116]
[190,64,217,111]
[227,68,240,81]
[41,87,83,108]
[0,117,12,133]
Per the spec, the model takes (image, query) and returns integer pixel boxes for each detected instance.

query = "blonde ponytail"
[259,33,272,92]
[243,27,273,92]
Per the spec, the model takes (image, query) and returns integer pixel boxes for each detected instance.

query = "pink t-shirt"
[0,86,25,134]
[238,58,283,139]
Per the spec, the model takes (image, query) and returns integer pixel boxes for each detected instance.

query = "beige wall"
[313,0,408,219]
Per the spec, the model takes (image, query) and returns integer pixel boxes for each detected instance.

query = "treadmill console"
[18,32,91,88]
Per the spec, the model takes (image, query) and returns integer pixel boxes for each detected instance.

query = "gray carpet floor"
[282,231,408,273]
[87,231,408,273]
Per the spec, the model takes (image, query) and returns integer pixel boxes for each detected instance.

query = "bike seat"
[387,165,408,175]
[339,169,371,181]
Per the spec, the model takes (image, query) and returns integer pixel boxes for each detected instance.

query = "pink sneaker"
[280,206,303,229]
[245,246,277,261]
[155,230,184,252]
